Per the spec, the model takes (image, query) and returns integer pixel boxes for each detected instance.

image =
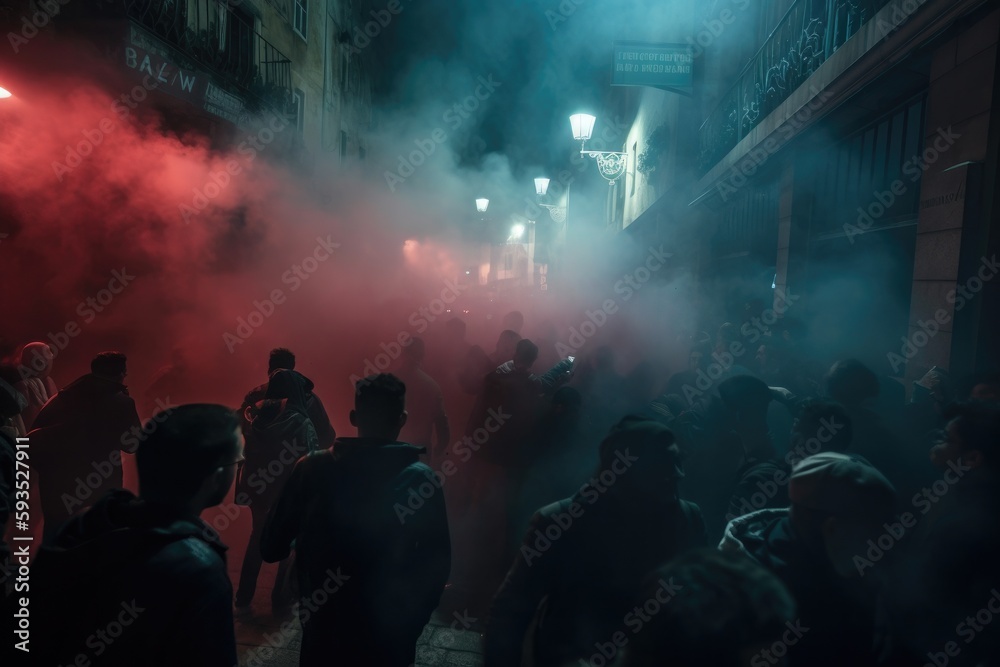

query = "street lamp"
[475,198,489,213]
[533,177,566,222]
[511,223,525,239]
[570,113,627,185]
[0,86,12,99]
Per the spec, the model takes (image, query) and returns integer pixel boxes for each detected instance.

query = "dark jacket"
[241,370,335,448]
[467,359,573,467]
[30,490,236,667]
[720,509,888,666]
[237,399,318,509]
[261,438,451,666]
[29,375,141,522]
[486,490,706,667]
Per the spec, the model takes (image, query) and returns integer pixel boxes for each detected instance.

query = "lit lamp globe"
[534,177,550,196]
[475,198,489,213]
[569,113,596,144]
[0,86,12,99]
[511,223,525,239]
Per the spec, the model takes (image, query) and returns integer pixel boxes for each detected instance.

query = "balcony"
[120,0,292,113]
[698,0,892,173]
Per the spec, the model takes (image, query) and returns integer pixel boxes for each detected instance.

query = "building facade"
[619,0,999,390]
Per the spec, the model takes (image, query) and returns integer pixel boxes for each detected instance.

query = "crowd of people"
[1,307,999,666]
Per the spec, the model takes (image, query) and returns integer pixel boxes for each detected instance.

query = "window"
[293,0,307,40]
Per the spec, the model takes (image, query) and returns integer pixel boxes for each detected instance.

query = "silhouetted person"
[240,347,335,448]
[142,346,189,419]
[721,452,898,666]
[12,341,58,435]
[235,369,318,614]
[489,329,522,368]
[665,342,711,407]
[30,351,141,540]
[394,337,450,465]
[485,416,706,666]
[31,404,242,666]
[825,359,908,493]
[897,400,1000,665]
[261,373,450,667]
[502,310,524,335]
[622,549,797,667]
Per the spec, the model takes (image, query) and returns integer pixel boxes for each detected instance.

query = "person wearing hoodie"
[260,373,450,667]
[240,347,336,448]
[719,452,899,666]
[12,341,58,435]
[30,403,243,667]
[235,369,319,614]
[484,417,706,667]
[29,351,141,541]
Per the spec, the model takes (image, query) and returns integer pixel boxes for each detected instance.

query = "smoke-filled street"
[1,1,999,666]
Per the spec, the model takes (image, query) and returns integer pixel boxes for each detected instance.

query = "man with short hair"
[261,373,450,667]
[31,404,243,666]
[30,351,142,540]
[720,452,899,666]
[485,417,706,666]
[394,337,450,466]
[240,347,336,447]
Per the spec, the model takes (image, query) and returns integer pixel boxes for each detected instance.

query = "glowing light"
[511,223,525,239]
[475,198,489,213]
[0,86,12,99]
[570,114,596,142]
[534,177,550,196]
[465,270,470,275]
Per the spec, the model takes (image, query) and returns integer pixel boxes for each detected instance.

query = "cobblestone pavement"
[230,563,485,666]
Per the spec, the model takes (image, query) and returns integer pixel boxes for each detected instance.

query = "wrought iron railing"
[121,0,292,112]
[698,0,893,173]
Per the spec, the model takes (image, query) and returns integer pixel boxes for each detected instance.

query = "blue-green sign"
[612,42,693,91]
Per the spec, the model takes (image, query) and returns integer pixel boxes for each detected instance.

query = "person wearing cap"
[484,415,706,667]
[720,452,899,666]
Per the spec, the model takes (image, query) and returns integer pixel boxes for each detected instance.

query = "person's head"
[17,342,54,379]
[825,359,879,406]
[402,337,425,365]
[791,399,853,456]
[598,416,685,503]
[787,452,896,578]
[91,351,127,383]
[930,400,1000,473]
[959,372,1000,403]
[716,322,739,353]
[502,310,524,334]
[264,369,307,409]
[350,374,407,440]
[135,404,242,512]
[495,329,521,360]
[688,343,709,372]
[268,347,295,375]
[622,550,796,667]
[513,338,539,371]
